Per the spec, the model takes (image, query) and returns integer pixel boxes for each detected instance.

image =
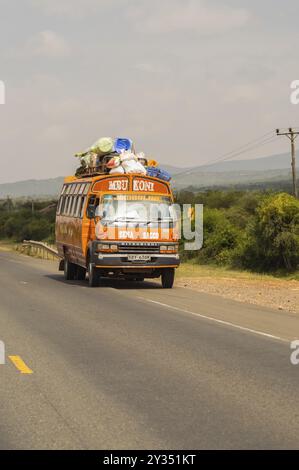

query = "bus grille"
[118,243,160,254]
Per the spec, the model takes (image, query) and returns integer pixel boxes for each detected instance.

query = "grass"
[177,261,299,282]
[0,239,17,251]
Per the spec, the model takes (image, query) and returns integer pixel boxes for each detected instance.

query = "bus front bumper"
[92,253,180,269]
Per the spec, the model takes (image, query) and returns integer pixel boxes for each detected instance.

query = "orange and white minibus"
[55,173,180,287]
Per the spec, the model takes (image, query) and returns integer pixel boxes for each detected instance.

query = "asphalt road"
[1,250,299,450]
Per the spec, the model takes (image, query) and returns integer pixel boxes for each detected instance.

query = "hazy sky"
[0,0,299,183]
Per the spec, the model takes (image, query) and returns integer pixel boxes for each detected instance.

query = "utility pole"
[276,128,298,198]
[6,196,12,212]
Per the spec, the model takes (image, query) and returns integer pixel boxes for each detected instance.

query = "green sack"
[80,153,92,167]
[90,137,114,156]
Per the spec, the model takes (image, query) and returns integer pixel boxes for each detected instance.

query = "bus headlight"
[97,243,118,253]
[160,244,178,253]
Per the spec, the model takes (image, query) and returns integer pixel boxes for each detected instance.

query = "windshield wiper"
[110,217,147,223]
[147,217,173,223]
[107,217,174,224]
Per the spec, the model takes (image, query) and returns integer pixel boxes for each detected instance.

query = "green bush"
[197,208,242,265]
[0,200,56,242]
[239,193,299,271]
[176,189,299,273]
[21,219,53,242]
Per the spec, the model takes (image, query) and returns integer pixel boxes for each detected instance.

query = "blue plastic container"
[146,167,159,178]
[146,167,172,182]
[114,138,133,154]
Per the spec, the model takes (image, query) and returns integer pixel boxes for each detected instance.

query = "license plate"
[127,254,151,262]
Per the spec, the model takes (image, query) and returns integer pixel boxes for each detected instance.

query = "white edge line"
[138,298,289,343]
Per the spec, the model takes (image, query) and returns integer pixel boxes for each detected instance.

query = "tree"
[197,208,241,264]
[242,193,299,271]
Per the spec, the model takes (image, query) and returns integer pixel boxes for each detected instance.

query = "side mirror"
[87,205,96,219]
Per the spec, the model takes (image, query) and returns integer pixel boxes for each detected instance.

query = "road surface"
[0,250,299,449]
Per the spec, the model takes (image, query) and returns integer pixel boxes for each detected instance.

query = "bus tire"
[88,262,100,287]
[161,268,175,289]
[76,265,86,281]
[64,258,76,281]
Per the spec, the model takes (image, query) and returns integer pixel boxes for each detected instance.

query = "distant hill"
[172,151,298,189]
[159,164,187,175]
[174,151,298,176]
[172,169,294,190]
[0,177,64,198]
[0,151,297,197]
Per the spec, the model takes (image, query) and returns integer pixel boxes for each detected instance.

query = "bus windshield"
[97,195,175,224]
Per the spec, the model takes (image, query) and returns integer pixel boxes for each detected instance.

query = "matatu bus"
[55,173,180,287]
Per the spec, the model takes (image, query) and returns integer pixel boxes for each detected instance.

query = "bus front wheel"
[88,262,101,287]
[161,268,175,289]
[76,265,86,281]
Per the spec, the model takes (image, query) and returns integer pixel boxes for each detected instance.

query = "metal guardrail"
[22,240,62,259]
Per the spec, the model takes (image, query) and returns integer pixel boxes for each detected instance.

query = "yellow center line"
[9,356,33,374]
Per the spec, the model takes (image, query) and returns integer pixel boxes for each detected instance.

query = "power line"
[203,135,277,168]
[175,131,276,177]
[202,131,274,167]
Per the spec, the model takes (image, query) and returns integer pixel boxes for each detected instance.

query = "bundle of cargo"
[146,166,172,182]
[75,137,114,174]
[75,136,134,174]
[74,136,172,182]
[107,151,147,175]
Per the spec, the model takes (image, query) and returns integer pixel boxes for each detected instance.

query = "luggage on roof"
[74,136,171,181]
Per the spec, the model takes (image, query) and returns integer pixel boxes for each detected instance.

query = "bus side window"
[57,196,63,215]
[63,196,68,216]
[72,196,78,217]
[80,196,86,218]
[61,196,67,215]
[66,196,72,216]
[73,196,78,218]
[69,196,76,217]
[65,196,72,216]
[69,196,75,216]
[62,196,67,215]
[59,196,64,215]
[83,184,90,195]
[74,196,81,218]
